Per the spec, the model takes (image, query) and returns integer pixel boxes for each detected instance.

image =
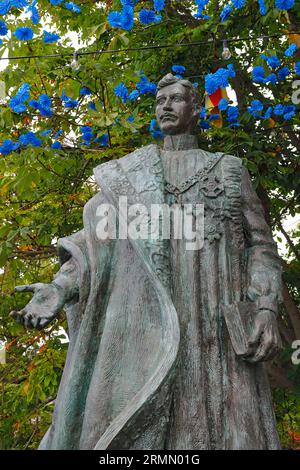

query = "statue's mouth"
[161,114,177,122]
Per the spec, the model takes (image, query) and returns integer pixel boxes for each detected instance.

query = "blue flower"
[194,11,211,19]
[218,98,229,111]
[252,66,265,83]
[172,65,186,75]
[64,1,80,13]
[43,30,60,43]
[26,1,39,25]
[220,4,233,22]
[274,104,284,115]
[275,0,294,10]
[248,100,264,117]
[19,131,41,147]
[295,62,300,75]
[200,120,210,129]
[121,0,135,5]
[14,26,34,40]
[282,104,296,120]
[284,43,298,57]
[61,90,78,108]
[0,20,8,36]
[208,113,220,121]
[40,129,52,136]
[278,67,290,80]
[80,86,92,95]
[64,99,78,108]
[153,0,165,11]
[114,82,128,103]
[128,90,139,101]
[200,106,206,119]
[136,75,157,95]
[227,63,236,78]
[88,102,97,111]
[205,67,232,94]
[80,126,92,141]
[10,83,30,113]
[51,141,62,150]
[205,73,219,94]
[127,115,134,122]
[48,0,63,4]
[29,94,52,116]
[216,67,231,87]
[258,0,267,14]
[108,6,134,31]
[53,129,63,139]
[139,9,162,25]
[94,133,109,147]
[232,0,245,8]
[227,106,239,124]
[265,73,277,85]
[0,139,20,155]
[261,54,281,69]
[263,106,273,119]
[149,119,164,139]
[0,0,28,16]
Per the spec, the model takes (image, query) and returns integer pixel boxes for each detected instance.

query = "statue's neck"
[163,134,198,151]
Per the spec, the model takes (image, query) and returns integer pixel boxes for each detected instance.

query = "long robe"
[39,144,282,450]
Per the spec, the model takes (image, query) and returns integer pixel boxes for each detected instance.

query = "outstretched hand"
[10,283,65,330]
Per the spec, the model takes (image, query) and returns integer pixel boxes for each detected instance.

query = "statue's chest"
[163,153,236,243]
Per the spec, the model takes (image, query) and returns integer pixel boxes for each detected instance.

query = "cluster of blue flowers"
[248,100,296,120]
[29,94,53,116]
[193,0,211,20]
[149,119,163,139]
[9,83,30,113]
[61,90,79,109]
[204,64,236,94]
[80,125,109,147]
[252,44,298,85]
[108,0,164,31]
[219,0,294,23]
[114,72,157,104]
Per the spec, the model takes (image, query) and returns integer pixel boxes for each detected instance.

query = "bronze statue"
[11,74,283,450]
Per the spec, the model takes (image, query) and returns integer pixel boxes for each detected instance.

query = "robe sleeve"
[241,166,282,314]
[52,257,79,304]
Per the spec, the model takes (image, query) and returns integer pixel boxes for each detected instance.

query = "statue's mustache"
[160,113,177,120]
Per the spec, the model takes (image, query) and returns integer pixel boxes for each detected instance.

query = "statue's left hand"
[244,309,282,362]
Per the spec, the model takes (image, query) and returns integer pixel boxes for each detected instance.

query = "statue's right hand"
[10,283,65,330]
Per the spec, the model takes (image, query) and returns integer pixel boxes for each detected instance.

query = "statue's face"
[155,82,196,135]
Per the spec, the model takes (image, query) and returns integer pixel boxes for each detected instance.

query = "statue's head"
[155,73,201,136]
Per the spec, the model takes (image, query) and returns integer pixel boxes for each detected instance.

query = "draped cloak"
[39,144,282,450]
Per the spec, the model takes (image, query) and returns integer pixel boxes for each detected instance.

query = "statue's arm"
[10,257,79,330]
[241,165,282,361]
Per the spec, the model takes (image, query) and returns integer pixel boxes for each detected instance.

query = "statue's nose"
[162,98,172,110]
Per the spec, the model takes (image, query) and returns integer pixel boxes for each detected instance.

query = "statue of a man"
[11,74,283,450]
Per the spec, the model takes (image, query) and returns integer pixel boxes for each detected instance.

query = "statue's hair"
[156,73,201,108]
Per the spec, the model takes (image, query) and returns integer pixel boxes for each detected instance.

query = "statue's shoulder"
[94,144,159,175]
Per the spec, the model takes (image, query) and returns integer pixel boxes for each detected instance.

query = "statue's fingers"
[31,316,40,329]
[10,308,26,323]
[39,318,50,329]
[251,335,273,362]
[24,313,33,329]
[15,284,37,293]
[248,320,264,345]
